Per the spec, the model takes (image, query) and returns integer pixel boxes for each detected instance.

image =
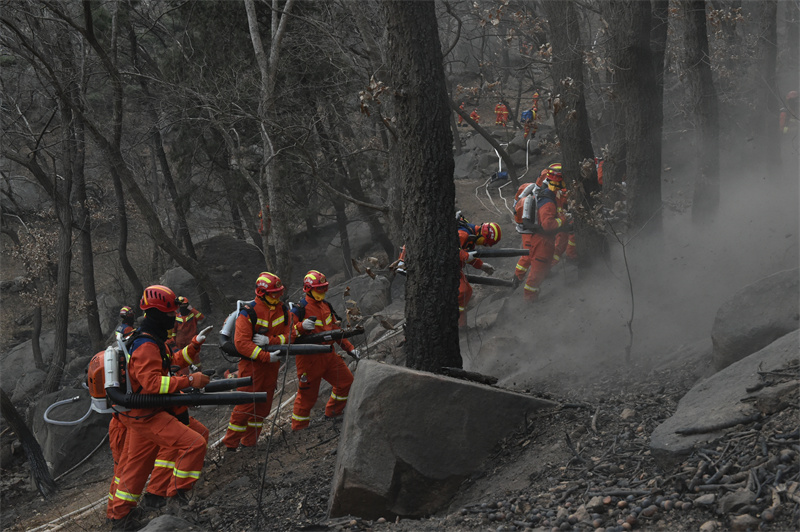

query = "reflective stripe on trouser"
[292,352,354,430]
[524,235,555,302]
[107,415,128,518]
[107,412,207,519]
[141,416,208,498]
[222,359,278,448]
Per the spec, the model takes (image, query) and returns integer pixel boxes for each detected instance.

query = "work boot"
[165,489,191,516]
[511,276,521,290]
[110,507,144,531]
[140,492,166,510]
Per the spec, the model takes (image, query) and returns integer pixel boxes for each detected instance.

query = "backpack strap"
[240,300,258,334]
[292,298,308,321]
[325,301,341,322]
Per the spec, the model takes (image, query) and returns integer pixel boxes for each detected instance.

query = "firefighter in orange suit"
[469,109,480,124]
[458,102,466,126]
[223,272,297,450]
[107,285,211,529]
[290,270,356,430]
[514,165,570,301]
[106,324,212,518]
[552,182,577,268]
[458,220,502,327]
[168,297,205,351]
[116,306,135,337]
[494,102,509,126]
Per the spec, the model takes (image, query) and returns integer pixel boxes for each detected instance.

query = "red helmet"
[140,285,178,313]
[479,222,502,246]
[255,272,284,298]
[547,163,563,180]
[119,306,134,319]
[303,270,329,293]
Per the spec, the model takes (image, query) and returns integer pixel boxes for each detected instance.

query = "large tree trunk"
[0,389,56,498]
[44,91,76,395]
[385,0,462,372]
[601,0,664,237]
[680,0,721,224]
[542,0,605,267]
[71,111,104,352]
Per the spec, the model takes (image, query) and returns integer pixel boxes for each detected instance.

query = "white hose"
[43,397,93,426]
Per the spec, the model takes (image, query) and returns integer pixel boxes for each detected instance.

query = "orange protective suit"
[106,414,127,515]
[469,110,480,123]
[514,190,567,301]
[170,307,204,351]
[457,225,490,327]
[290,296,354,430]
[107,331,207,520]
[222,298,296,449]
[494,103,509,126]
[552,190,576,266]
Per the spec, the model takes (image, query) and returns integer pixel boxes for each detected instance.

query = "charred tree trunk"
[31,304,44,370]
[600,0,664,237]
[386,0,462,372]
[542,0,604,266]
[0,389,56,498]
[679,0,721,224]
[72,111,104,352]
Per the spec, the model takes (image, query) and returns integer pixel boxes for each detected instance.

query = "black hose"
[105,386,267,408]
[295,328,364,344]
[202,377,252,393]
[470,248,530,258]
[464,274,516,287]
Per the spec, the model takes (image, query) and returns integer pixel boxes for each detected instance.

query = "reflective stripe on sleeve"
[249,346,262,360]
[159,376,171,394]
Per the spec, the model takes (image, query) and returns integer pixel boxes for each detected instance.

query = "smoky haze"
[462,140,799,398]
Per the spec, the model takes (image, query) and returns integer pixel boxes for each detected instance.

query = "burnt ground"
[2,121,799,532]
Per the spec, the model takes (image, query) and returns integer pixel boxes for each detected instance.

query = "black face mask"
[179,305,190,316]
[142,308,176,340]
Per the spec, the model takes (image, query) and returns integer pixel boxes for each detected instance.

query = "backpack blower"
[44,334,266,426]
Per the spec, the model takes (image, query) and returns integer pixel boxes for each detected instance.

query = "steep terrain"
[2,124,798,531]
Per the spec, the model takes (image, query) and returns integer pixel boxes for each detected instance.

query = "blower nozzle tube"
[105,386,267,408]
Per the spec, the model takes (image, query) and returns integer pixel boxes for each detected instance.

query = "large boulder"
[650,330,799,468]
[711,268,799,370]
[325,220,386,269]
[328,360,558,520]
[32,389,110,476]
[0,331,54,398]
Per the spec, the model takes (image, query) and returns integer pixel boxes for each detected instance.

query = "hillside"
[1,124,798,532]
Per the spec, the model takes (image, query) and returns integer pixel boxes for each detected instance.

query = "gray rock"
[694,494,716,506]
[138,514,205,531]
[328,360,558,520]
[650,331,799,468]
[717,489,755,515]
[10,369,46,403]
[32,389,110,476]
[325,221,386,268]
[0,331,54,396]
[711,268,799,370]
